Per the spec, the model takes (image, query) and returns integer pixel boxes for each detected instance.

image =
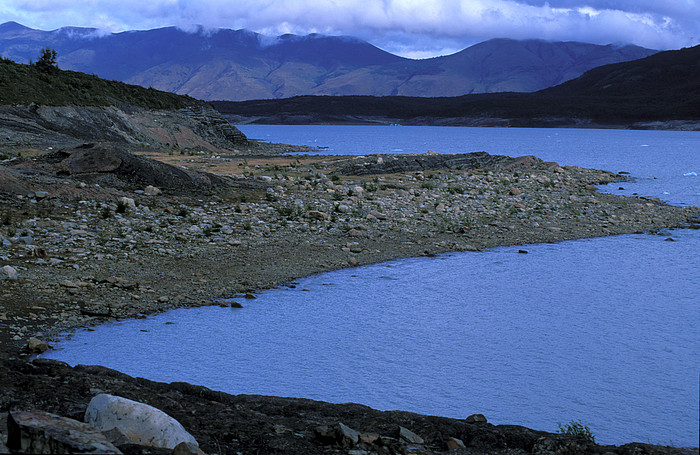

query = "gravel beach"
[1,141,698,455]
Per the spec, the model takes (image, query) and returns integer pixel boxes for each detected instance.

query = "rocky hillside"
[0,103,247,152]
[0,21,657,100]
[0,56,248,151]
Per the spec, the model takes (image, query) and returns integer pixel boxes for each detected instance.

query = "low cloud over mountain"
[0,22,657,101]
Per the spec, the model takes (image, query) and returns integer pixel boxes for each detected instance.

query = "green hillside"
[0,55,200,109]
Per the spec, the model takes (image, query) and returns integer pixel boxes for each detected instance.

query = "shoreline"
[1,145,699,454]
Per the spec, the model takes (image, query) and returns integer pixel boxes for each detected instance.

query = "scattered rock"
[466,413,488,423]
[446,436,466,450]
[398,426,424,444]
[16,235,33,245]
[306,210,329,221]
[337,422,360,448]
[119,197,137,209]
[359,433,380,445]
[172,441,206,455]
[7,410,121,454]
[27,337,49,353]
[144,185,162,196]
[1,264,18,280]
[85,394,198,450]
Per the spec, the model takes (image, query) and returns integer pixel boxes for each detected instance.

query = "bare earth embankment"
[0,121,698,454]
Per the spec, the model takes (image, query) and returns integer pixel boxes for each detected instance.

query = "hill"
[0,57,247,150]
[0,53,198,109]
[213,44,700,128]
[0,22,657,100]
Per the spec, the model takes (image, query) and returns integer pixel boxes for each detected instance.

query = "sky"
[2,0,699,58]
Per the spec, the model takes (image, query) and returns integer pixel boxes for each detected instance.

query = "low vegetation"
[0,50,200,109]
[557,420,596,443]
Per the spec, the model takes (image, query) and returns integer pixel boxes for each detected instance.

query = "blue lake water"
[43,126,699,447]
[241,125,700,207]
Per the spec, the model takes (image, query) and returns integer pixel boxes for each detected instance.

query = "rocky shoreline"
[1,140,699,454]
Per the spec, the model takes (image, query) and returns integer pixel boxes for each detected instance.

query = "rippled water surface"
[43,126,700,447]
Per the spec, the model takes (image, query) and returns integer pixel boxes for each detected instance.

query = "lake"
[42,126,700,447]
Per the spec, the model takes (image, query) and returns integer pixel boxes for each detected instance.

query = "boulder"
[64,146,123,174]
[336,422,360,448]
[1,265,18,280]
[466,413,488,423]
[85,394,198,450]
[27,337,49,354]
[446,437,466,450]
[314,423,359,448]
[7,410,121,454]
[119,197,136,210]
[144,185,162,196]
[398,426,424,444]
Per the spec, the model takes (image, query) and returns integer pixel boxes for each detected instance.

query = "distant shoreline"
[222,113,700,131]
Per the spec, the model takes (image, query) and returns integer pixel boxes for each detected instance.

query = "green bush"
[557,421,595,443]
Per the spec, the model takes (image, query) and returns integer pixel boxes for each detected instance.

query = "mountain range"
[0,21,657,101]
[213,44,700,127]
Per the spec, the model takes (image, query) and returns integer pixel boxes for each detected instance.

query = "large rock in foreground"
[85,394,199,450]
[7,410,121,454]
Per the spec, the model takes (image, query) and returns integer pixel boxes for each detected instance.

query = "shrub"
[276,204,302,220]
[557,421,595,443]
[115,200,129,214]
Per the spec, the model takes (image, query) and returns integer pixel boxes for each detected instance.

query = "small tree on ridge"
[35,47,58,74]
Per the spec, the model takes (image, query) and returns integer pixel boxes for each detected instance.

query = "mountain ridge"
[0,22,657,100]
[212,43,700,128]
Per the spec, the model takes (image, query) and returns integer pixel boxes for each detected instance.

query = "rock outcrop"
[0,103,247,151]
[7,410,121,454]
[334,151,514,176]
[85,394,199,450]
[6,143,252,195]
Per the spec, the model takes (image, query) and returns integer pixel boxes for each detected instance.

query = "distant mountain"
[0,22,658,101]
[542,44,700,98]
[213,44,700,127]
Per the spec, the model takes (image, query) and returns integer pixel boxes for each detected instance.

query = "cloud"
[2,0,698,57]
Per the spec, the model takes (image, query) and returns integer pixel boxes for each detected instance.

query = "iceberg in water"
[683,171,697,176]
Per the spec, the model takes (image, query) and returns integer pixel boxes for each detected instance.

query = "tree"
[35,47,57,74]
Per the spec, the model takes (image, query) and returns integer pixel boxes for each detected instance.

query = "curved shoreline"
[1,148,699,454]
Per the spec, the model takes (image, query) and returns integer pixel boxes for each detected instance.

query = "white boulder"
[1,265,18,280]
[85,394,198,450]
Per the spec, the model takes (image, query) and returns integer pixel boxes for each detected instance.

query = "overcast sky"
[2,0,699,58]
